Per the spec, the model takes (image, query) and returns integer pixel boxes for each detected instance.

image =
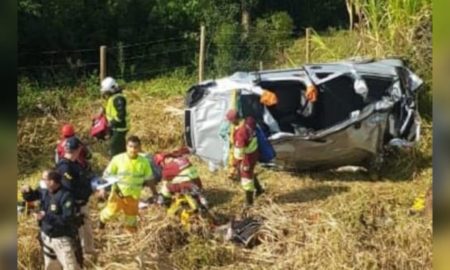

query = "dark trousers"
[110,130,127,157]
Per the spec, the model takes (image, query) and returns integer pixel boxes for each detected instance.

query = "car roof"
[199,58,405,91]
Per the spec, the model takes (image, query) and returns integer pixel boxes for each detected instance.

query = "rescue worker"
[21,170,82,270]
[155,147,205,207]
[56,137,95,256]
[55,123,92,170]
[226,109,265,207]
[100,77,129,157]
[98,135,153,232]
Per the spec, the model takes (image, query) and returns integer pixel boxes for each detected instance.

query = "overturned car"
[184,58,423,173]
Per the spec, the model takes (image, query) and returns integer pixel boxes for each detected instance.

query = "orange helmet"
[61,124,75,138]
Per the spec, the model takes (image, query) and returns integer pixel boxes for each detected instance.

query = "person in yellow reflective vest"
[98,135,153,233]
[100,77,130,157]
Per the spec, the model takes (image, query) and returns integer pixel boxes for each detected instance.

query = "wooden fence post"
[259,61,263,71]
[100,45,107,82]
[198,25,206,83]
[305,28,311,63]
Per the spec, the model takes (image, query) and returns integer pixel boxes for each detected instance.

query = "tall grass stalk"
[359,0,431,57]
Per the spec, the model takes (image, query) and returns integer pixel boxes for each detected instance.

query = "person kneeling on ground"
[98,135,153,233]
[154,147,205,208]
[21,170,83,270]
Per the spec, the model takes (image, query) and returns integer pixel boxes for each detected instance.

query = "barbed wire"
[18,27,305,84]
[19,44,197,70]
[212,42,293,47]
[19,47,98,56]
[18,61,100,71]
[108,36,195,50]
[19,36,196,57]
[115,64,195,79]
[120,49,196,62]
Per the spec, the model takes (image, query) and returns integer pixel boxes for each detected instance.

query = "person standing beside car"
[100,77,130,157]
[226,109,265,207]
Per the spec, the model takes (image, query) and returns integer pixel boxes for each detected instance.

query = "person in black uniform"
[56,137,95,256]
[21,170,82,270]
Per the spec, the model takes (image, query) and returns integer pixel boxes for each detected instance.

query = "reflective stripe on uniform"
[160,181,172,198]
[104,153,153,199]
[105,93,129,131]
[234,147,244,160]
[244,136,258,154]
[241,177,255,192]
[171,166,199,183]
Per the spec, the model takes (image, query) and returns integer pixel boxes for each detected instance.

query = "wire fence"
[18,35,199,87]
[18,27,308,87]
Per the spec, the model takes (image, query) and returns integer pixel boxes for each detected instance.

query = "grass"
[17,89,432,269]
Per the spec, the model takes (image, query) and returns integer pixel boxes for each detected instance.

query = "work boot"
[245,191,254,207]
[254,176,265,197]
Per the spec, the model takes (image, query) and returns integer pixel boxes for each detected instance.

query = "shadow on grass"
[204,188,235,208]
[274,185,350,204]
[287,148,433,182]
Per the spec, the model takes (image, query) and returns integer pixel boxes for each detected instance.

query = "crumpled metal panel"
[272,111,389,170]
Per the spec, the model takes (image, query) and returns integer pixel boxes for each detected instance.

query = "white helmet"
[100,77,119,94]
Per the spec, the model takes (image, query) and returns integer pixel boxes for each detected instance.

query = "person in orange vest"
[226,109,264,207]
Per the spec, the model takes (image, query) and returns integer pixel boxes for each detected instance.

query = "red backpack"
[90,114,109,140]
[161,156,191,181]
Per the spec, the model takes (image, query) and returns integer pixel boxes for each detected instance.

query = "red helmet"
[226,109,238,122]
[61,124,75,138]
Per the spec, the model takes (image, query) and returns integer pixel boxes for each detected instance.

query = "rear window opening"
[258,80,306,133]
[256,76,394,135]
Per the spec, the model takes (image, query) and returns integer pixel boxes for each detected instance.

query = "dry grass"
[18,88,432,269]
